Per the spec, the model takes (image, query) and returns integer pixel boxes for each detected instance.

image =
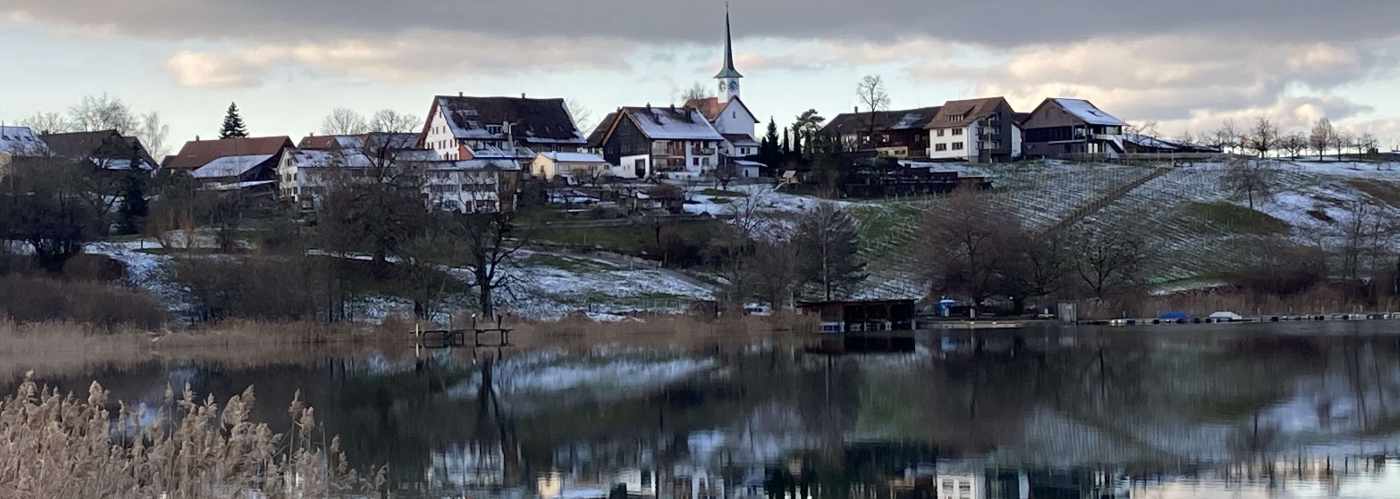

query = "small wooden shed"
[797,299,917,334]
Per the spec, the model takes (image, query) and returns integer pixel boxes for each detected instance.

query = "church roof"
[714,7,743,79]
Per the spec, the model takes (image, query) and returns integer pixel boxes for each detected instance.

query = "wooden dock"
[411,319,513,348]
[1077,312,1399,327]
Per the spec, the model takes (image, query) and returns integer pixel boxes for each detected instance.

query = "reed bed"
[0,373,383,498]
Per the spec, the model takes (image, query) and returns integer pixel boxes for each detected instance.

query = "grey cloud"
[9,0,1400,47]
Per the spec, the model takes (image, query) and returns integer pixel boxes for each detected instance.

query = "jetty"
[411,316,514,348]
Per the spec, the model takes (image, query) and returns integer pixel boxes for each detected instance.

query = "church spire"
[715,3,743,80]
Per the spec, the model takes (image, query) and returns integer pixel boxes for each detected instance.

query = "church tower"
[715,4,743,102]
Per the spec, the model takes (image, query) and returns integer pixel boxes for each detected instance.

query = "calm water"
[11,321,1400,498]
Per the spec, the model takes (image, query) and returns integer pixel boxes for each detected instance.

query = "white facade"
[530,152,609,182]
[424,108,463,160]
[928,123,979,161]
[424,167,505,213]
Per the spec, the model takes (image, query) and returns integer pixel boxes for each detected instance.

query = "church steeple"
[715,3,743,100]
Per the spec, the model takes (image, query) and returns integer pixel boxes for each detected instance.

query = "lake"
[9,321,1400,498]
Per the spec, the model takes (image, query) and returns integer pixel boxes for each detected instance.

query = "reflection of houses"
[1021,98,1126,159]
[936,469,1029,499]
[821,106,941,158]
[163,136,294,187]
[799,299,917,334]
[418,94,587,163]
[927,97,1021,163]
[590,105,725,179]
[41,130,158,172]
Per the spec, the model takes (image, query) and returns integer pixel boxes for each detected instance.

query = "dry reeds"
[0,373,383,498]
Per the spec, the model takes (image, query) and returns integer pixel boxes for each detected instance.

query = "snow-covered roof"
[434,95,587,145]
[207,180,277,191]
[471,143,536,160]
[722,133,759,147]
[734,160,765,167]
[1123,134,1178,150]
[192,154,274,178]
[424,159,522,172]
[540,152,608,163]
[0,126,49,156]
[624,107,725,141]
[1053,98,1124,126]
[98,158,159,171]
[287,149,374,169]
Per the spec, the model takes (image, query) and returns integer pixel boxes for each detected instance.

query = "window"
[935,143,947,152]
[936,129,945,137]
[485,124,503,135]
[952,128,963,136]
[952,142,964,150]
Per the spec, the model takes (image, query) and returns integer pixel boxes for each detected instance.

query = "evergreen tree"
[117,171,148,235]
[781,128,791,155]
[759,118,781,168]
[220,102,249,139]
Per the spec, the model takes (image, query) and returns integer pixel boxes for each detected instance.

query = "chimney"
[195,135,200,142]
[458,91,463,97]
[854,106,859,113]
[646,103,651,110]
[521,93,526,99]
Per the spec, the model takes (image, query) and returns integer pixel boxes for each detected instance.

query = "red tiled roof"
[163,136,293,170]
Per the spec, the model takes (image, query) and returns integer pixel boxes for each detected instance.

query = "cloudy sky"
[3,0,1400,154]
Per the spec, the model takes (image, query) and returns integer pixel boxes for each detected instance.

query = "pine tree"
[117,172,148,235]
[220,102,249,139]
[759,118,781,168]
[781,129,791,155]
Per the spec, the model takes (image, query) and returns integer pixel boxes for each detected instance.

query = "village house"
[926,97,1021,163]
[41,130,158,172]
[1020,98,1126,158]
[588,105,725,179]
[820,106,941,158]
[0,126,50,171]
[530,151,611,184]
[417,94,587,165]
[280,132,519,213]
[163,136,294,188]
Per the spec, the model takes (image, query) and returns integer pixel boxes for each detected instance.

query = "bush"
[166,256,326,323]
[0,275,166,330]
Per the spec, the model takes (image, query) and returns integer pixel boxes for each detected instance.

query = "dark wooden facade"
[799,299,917,333]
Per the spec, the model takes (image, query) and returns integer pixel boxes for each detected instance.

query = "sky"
[3,0,1400,156]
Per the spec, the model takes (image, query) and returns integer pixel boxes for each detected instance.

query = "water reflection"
[9,322,1400,498]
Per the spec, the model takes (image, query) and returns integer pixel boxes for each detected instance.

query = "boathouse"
[798,299,917,334]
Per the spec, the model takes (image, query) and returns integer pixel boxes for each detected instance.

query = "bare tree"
[856,75,890,142]
[1222,158,1277,210]
[68,94,136,133]
[453,212,525,319]
[564,99,595,134]
[136,111,171,160]
[1126,120,1160,140]
[20,112,71,134]
[1071,226,1147,301]
[1213,119,1241,155]
[749,237,801,310]
[0,158,101,271]
[1358,132,1379,157]
[1246,117,1279,158]
[321,108,369,135]
[1335,200,1387,282]
[368,109,420,133]
[1280,132,1308,159]
[681,82,710,103]
[918,189,1019,308]
[1309,118,1334,160]
[794,202,866,301]
[1332,130,1352,160]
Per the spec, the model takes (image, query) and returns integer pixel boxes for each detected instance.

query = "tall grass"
[0,373,383,498]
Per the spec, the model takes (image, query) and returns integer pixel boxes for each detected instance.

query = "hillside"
[845,160,1400,299]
